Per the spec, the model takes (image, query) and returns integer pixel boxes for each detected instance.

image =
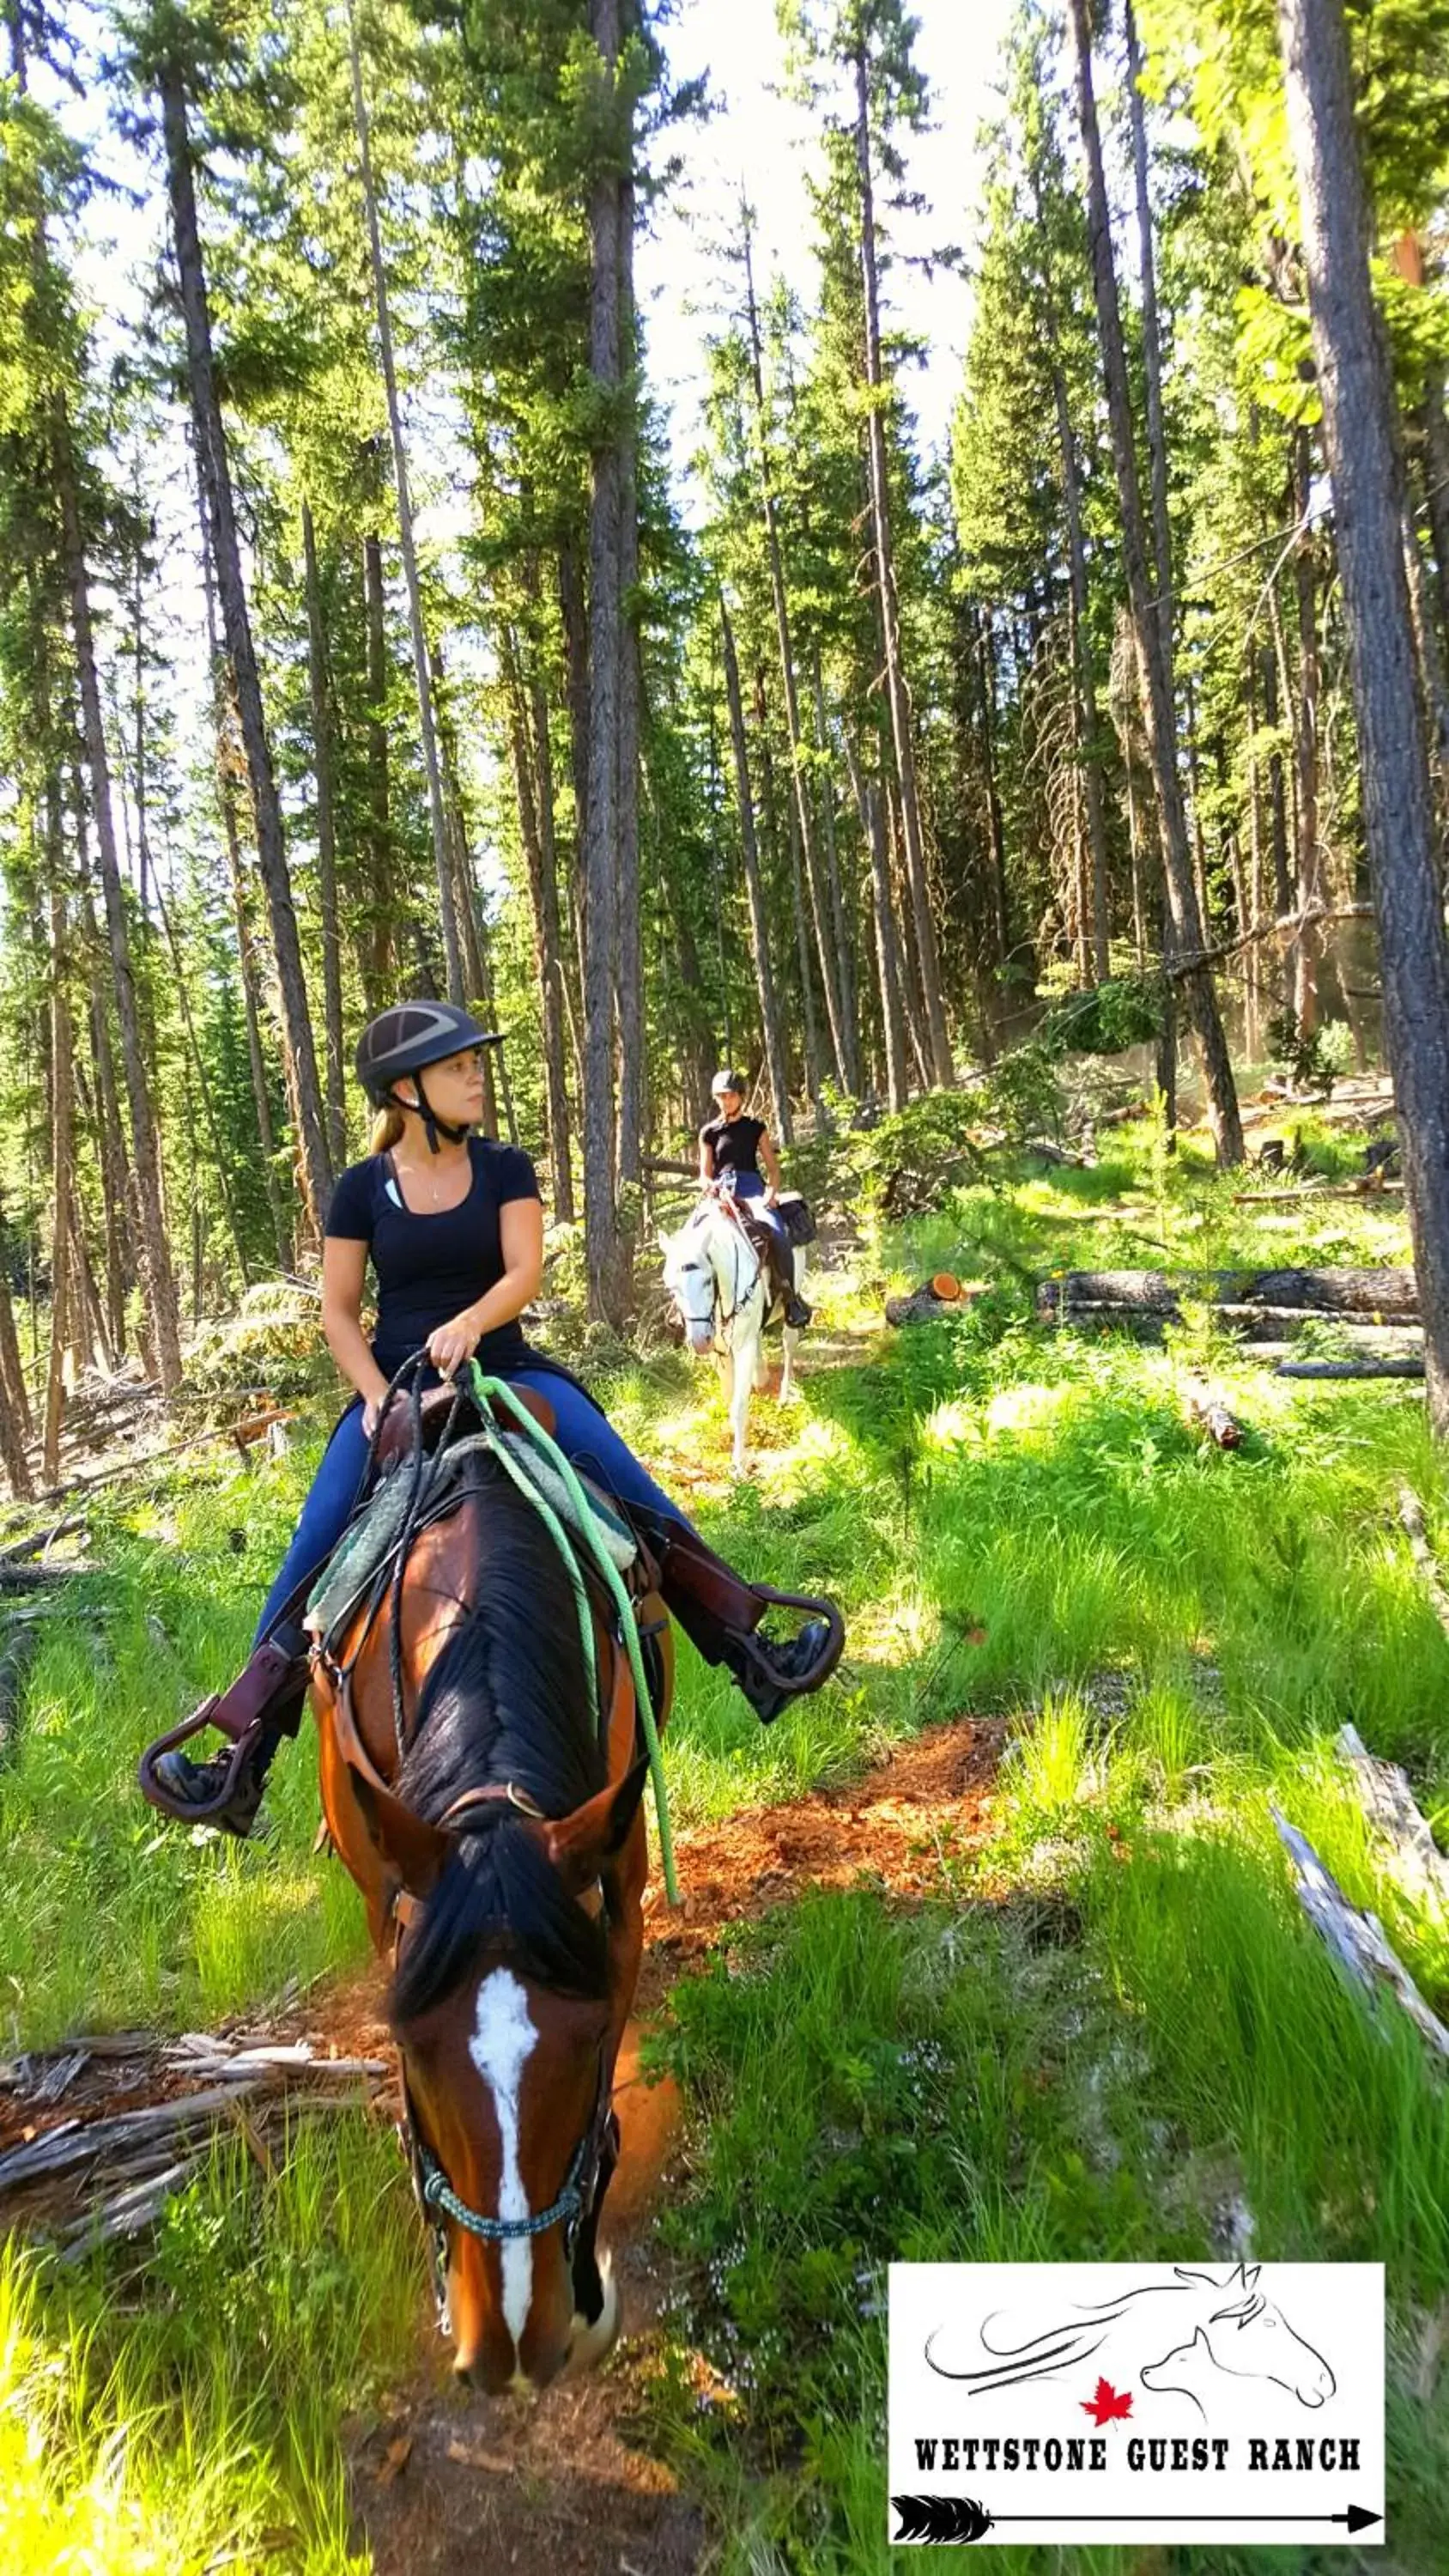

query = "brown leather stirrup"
[137,1631,310,1827]
[627,1513,845,1716]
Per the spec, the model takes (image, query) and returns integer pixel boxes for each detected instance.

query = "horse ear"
[543,1756,651,1892]
[347,1761,451,1899]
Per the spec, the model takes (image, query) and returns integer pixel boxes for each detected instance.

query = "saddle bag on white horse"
[774,1193,816,1249]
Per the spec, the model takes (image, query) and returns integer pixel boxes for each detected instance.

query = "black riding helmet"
[355,1000,503,1153]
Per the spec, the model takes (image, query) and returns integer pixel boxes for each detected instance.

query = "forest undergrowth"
[2,1114,1447,2572]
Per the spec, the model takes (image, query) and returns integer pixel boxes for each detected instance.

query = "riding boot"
[627,1507,843,1725]
[138,1619,312,1839]
[766,1231,811,1330]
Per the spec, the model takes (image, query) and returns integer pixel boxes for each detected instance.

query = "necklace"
[391,1147,468,1210]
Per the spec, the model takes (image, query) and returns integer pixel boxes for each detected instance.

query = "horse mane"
[387,1458,609,2023]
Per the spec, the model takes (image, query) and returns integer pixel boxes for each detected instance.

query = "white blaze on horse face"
[468,1966,538,2354]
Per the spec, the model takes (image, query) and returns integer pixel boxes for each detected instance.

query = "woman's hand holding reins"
[426,1309,483,1379]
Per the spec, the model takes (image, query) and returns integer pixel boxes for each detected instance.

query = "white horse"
[661,1191,806,1477]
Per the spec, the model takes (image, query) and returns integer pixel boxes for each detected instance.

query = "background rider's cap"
[711,1067,748,1098]
[355,1001,503,1104]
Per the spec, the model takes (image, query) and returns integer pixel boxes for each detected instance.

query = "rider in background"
[698,1070,811,1329]
[143,1003,840,1837]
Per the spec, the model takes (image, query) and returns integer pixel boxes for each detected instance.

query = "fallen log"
[1396,1485,1449,1641]
[0,1560,95,1591]
[0,2082,272,2190]
[0,1515,88,1565]
[1276,1358,1424,1380]
[886,1280,990,1327]
[0,1614,43,1768]
[1232,1181,1405,1206]
[54,2156,202,2260]
[1272,1807,1449,2061]
[1038,1267,1418,1321]
[1182,1382,1243,1449]
[1336,1723,1449,1916]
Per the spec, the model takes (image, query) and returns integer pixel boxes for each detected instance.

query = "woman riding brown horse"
[142,1000,844,1838]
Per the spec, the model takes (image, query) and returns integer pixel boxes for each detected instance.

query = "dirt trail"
[352,1714,1003,2576]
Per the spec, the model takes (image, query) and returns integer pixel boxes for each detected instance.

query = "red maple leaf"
[1082,2377,1134,2427]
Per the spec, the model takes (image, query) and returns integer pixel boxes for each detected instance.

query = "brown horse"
[309,1425,670,2395]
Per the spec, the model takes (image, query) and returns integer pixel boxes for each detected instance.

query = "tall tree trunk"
[615,124,645,1188]
[1260,635,1294,918]
[427,638,503,1137]
[844,738,908,1112]
[812,653,860,1087]
[557,534,591,1010]
[1030,169,1111,981]
[222,746,289,1268]
[72,816,132,1362]
[156,48,332,1234]
[361,519,395,1003]
[0,1182,34,1498]
[1275,0,1449,1433]
[193,446,291,1266]
[1291,428,1323,1033]
[43,826,75,1484]
[503,627,574,1216]
[852,44,953,1087]
[346,0,464,1009]
[976,609,1012,969]
[1068,0,1244,1163]
[52,427,183,1388]
[301,500,347,1169]
[888,776,933,1092]
[1404,494,1449,791]
[581,0,628,1321]
[1124,0,1173,647]
[758,671,823,1119]
[1418,373,1449,653]
[743,217,850,1088]
[720,598,792,1141]
[151,878,252,1285]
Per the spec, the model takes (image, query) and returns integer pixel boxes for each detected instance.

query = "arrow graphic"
[891,2494,1382,2544]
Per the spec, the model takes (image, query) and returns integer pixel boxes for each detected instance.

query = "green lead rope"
[468,1366,679,1906]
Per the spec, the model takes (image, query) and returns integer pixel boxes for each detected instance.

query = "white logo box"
[888,2261,1384,2547]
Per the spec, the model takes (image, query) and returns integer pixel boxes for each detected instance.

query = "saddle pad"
[496,1431,638,1571]
[305,1468,415,1639]
[304,1422,638,1647]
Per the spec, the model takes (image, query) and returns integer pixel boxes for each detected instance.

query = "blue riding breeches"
[728,1170,783,1236]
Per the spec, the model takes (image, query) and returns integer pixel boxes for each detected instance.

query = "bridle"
[668,1194,762,1344]
[381,1783,620,2332]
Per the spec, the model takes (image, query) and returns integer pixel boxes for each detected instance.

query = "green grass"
[3,1109,1448,2568]
[0,2115,423,2575]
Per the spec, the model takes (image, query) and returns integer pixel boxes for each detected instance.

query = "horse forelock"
[386,1462,609,2020]
[389,1813,609,2025]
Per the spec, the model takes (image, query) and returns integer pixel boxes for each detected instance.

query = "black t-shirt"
[324,1137,541,1376]
[700,1113,766,1181]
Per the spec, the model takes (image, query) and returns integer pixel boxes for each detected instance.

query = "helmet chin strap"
[397,1072,471,1153]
